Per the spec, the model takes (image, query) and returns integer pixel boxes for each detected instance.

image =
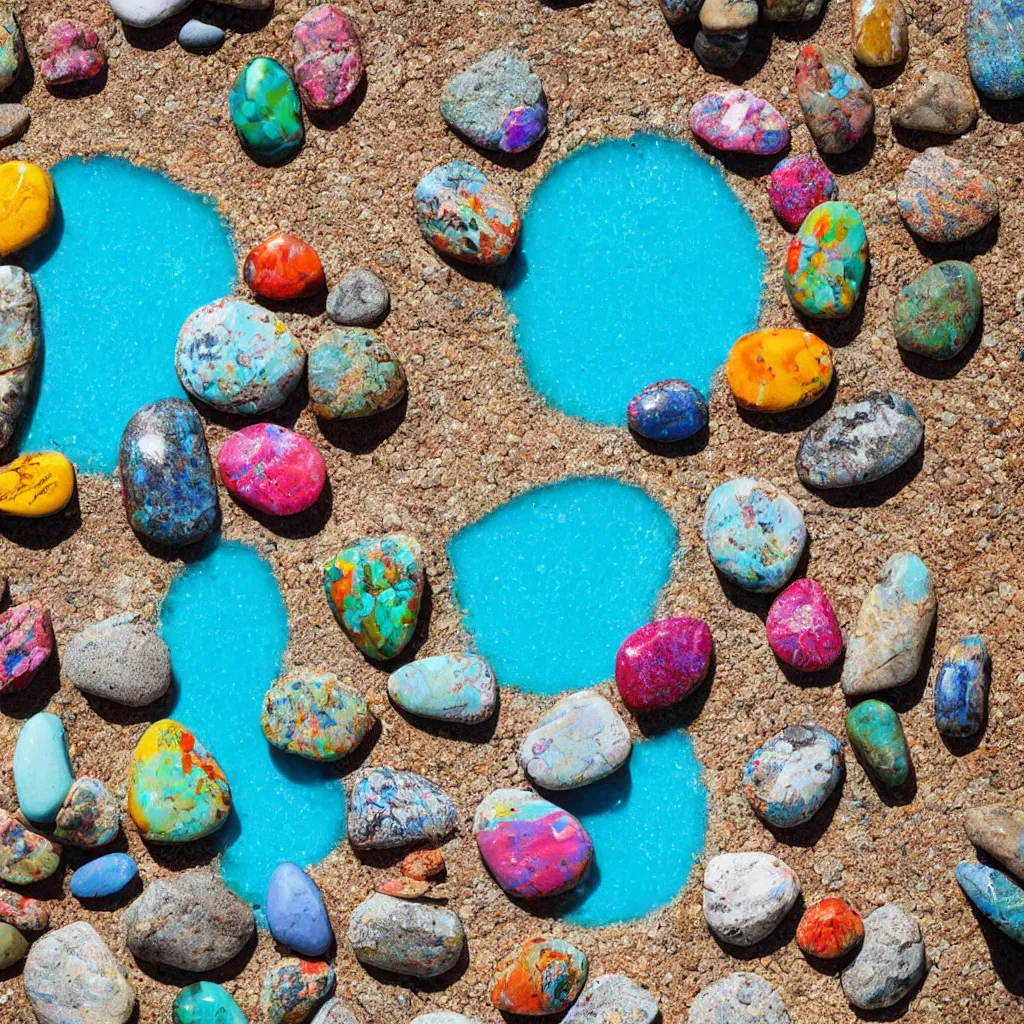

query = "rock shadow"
[315,393,407,454]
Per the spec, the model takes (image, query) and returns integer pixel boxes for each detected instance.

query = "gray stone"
[840,904,926,1010]
[965,806,1024,881]
[563,974,658,1024]
[703,852,800,946]
[0,103,28,146]
[695,29,749,70]
[178,19,225,51]
[327,269,390,326]
[312,998,361,1024]
[0,265,39,450]
[689,973,792,1024]
[764,0,824,20]
[108,0,191,29]
[892,72,979,136]
[347,766,458,850]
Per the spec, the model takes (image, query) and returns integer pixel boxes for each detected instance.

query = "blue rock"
[626,379,708,442]
[967,0,1024,101]
[70,853,138,899]
[266,861,332,957]
[347,766,457,851]
[178,19,225,51]
[13,713,74,823]
[935,635,990,738]
[956,861,1024,943]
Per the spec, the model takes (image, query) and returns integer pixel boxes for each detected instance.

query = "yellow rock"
[852,0,909,68]
[0,162,55,257]
[726,329,833,413]
[0,452,75,517]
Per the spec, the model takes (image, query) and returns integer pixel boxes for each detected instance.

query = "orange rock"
[797,896,864,958]
[243,231,325,301]
[726,328,832,413]
[401,848,445,880]
[376,877,430,899]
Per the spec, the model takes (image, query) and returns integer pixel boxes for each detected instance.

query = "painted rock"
[956,862,1024,943]
[703,852,801,946]
[700,0,758,30]
[892,72,979,136]
[347,766,457,850]
[262,959,335,1024]
[689,973,791,1024]
[119,398,218,546]
[0,161,55,256]
[846,700,910,788]
[0,452,75,517]
[14,712,74,823]
[230,58,304,163]
[0,8,22,90]
[615,617,713,712]
[24,922,135,1024]
[965,806,1024,880]
[178,20,225,51]
[219,424,326,516]
[657,0,703,23]
[765,579,843,671]
[562,974,658,1024]
[377,877,430,899]
[262,670,374,760]
[840,905,926,1009]
[127,719,232,842]
[841,553,936,695]
[177,298,305,415]
[0,921,27,969]
[893,261,981,360]
[441,48,547,153]
[123,867,255,971]
[935,635,990,738]
[347,892,465,977]
[703,477,807,593]
[474,788,593,899]
[54,777,120,847]
[308,327,407,419]
[694,29,750,70]
[402,848,445,879]
[795,45,875,153]
[323,533,425,660]
[626,379,707,442]
[414,161,520,265]
[967,0,1024,100]
[0,104,28,144]
[797,897,865,959]
[518,690,632,790]
[312,999,361,1024]
[0,601,54,694]
[768,155,839,231]
[70,852,138,899]
[689,89,790,155]
[765,0,824,18]
[328,268,390,326]
[852,0,908,67]
[785,202,868,319]
[244,232,325,301]
[388,653,497,725]
[267,862,333,957]
[0,265,39,448]
[726,329,832,413]
[743,724,843,828]
[796,392,923,489]
[0,887,48,930]
[490,935,589,1015]
[173,982,247,1024]
[293,5,364,111]
[108,0,191,29]
[40,19,105,85]
[0,811,60,884]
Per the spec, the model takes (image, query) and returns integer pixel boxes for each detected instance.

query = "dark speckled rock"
[934,635,990,738]
[627,379,707,442]
[657,0,703,23]
[893,261,981,360]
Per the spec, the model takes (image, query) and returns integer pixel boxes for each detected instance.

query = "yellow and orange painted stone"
[0,161,55,257]
[852,0,908,68]
[726,329,833,413]
[0,451,75,517]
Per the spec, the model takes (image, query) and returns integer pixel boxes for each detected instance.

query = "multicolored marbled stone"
[894,261,981,360]
[261,960,335,1024]
[797,898,864,959]
[768,155,839,231]
[267,862,333,957]
[388,654,497,724]
[474,788,593,899]
[626,379,707,442]
[490,936,589,1015]
[965,806,1024,880]
[0,160,55,257]
[0,810,60,884]
[703,852,801,946]
[893,72,979,135]
[563,975,658,1024]
[853,0,908,67]
[0,265,39,449]
[244,232,325,301]
[657,0,703,23]
[293,5,364,111]
[796,45,875,154]
[347,766,457,850]
[765,578,843,671]
[173,982,248,1024]
[0,451,76,517]
[967,0,1024,100]
[0,601,54,694]
[0,887,48,930]
[957,862,1024,944]
[934,635,990,738]
[840,905,926,1010]
[689,89,790,155]
[0,8,22,91]
[846,699,910,788]
[70,852,138,899]
[726,329,832,413]
[689,973,791,1024]
[308,327,407,419]
[54,776,120,847]
[40,19,105,85]
[14,711,74,823]
[230,58,304,163]
[615,617,713,712]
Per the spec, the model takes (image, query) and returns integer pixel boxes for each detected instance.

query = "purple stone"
[266,861,332,957]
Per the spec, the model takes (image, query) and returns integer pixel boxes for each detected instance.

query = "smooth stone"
[0,264,38,448]
[840,905,926,1009]
[703,852,800,946]
[475,788,593,899]
[490,935,589,1015]
[123,867,255,971]
[0,451,75,516]
[0,886,48,930]
[64,614,171,707]
[694,29,750,70]
[626,379,707,442]
[308,327,407,419]
[764,0,824,17]
[956,862,1024,943]
[54,777,119,847]
[615,617,713,712]
[892,72,979,135]
[0,8,22,90]
[441,47,547,153]
[0,600,54,694]
[178,19,225,51]
[244,232,324,301]
[347,766,457,850]
[893,261,981,360]
[965,806,1024,880]
[119,398,218,546]
[401,848,445,879]
[414,161,520,265]
[172,982,248,1024]
[562,974,658,1024]
[796,45,875,153]
[967,0,1024,100]
[743,723,843,828]
[14,712,73,823]
[108,0,191,29]
[219,423,326,516]
[388,653,497,725]
[658,0,703,23]
[230,58,304,163]
[700,0,758,30]
[293,5,365,111]
[768,155,839,231]
[323,533,425,660]
[41,19,105,86]
[127,719,232,842]
[0,920,27,968]
[841,552,936,695]
[328,269,390,326]
[689,972,791,1024]
[765,578,844,671]
[853,0,908,67]
[0,810,60,884]
[0,103,29,145]
[796,391,923,489]
[262,670,374,760]
[934,635,990,738]
[846,699,910,787]
[703,477,807,593]
[70,852,137,899]
[689,89,790,155]
[518,689,632,790]
[311,998,361,1024]
[797,897,865,959]
[261,959,334,1024]
[347,893,465,977]
[726,329,832,413]
[377,877,430,899]
[24,922,135,1024]
[267,861,333,957]
[0,161,54,257]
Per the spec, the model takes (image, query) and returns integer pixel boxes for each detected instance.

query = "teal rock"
[894,261,981,360]
[956,862,1024,943]
[967,0,1024,101]
[308,327,407,420]
[846,700,909,788]
[387,654,497,725]
[965,806,1024,880]
[0,9,22,92]
[13,712,74,824]
[230,57,304,164]
[935,635,990,738]
[172,982,247,1024]
[347,766,457,850]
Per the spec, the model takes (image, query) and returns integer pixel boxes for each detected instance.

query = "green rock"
[846,699,909,788]
[0,921,28,968]
[230,58,304,164]
[894,261,981,360]
[173,981,247,1024]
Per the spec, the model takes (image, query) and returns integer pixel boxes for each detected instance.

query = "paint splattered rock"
[0,265,39,448]
[308,327,407,419]
[490,935,589,1015]
[689,89,790,155]
[414,161,520,265]
[323,533,425,660]
[840,905,926,1009]
[244,232,325,301]
[14,711,74,823]
[0,451,75,517]
[262,960,335,1024]
[230,58,304,163]
[841,552,935,696]
[219,424,326,516]
[563,974,658,1024]
[328,268,390,326]
[127,719,232,842]
[293,5,364,111]
[0,9,22,90]
[689,973,791,1024]
[173,983,247,1024]
[894,261,981,360]
[402,848,445,880]
[119,398,218,546]
[765,0,824,18]
[474,788,593,899]
[262,670,374,760]
[615,617,712,712]
[54,777,119,847]
[703,477,807,593]
[627,379,707,442]
[785,201,868,319]
[441,48,547,153]
[0,810,60,884]
[796,392,923,489]
[768,155,839,231]
[40,20,105,86]
[0,601,53,693]
[765,579,843,671]
[347,766,457,850]
[70,852,137,899]
[388,653,497,725]
[956,862,1024,943]
[797,898,864,959]
[965,806,1024,879]
[852,0,908,67]
[267,862,333,957]
[935,635,990,738]
[846,699,910,788]
[967,0,1024,100]
[897,148,999,243]
[703,852,800,946]
[0,161,54,257]
[796,45,875,154]
[0,887,48,930]
[892,72,978,135]
[726,329,832,413]
[657,0,703,23]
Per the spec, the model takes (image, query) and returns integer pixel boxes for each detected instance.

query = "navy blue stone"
[966,0,1024,101]
[70,853,138,899]
[627,379,708,442]
[266,860,333,957]
[935,635,990,738]
[956,861,1024,944]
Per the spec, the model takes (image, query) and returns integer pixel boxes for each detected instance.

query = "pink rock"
[768,154,839,231]
[40,20,106,87]
[0,602,54,694]
[689,89,790,155]
[615,617,713,713]
[293,5,365,111]
[765,578,843,671]
[218,423,326,516]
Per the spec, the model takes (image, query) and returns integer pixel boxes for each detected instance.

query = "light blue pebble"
[935,635,990,738]
[966,0,1024,101]
[70,853,138,899]
[179,19,225,51]
[387,654,497,725]
[266,861,332,957]
[956,861,1024,943]
[13,713,74,823]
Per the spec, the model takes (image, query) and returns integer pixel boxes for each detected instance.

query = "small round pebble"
[703,852,800,946]
[689,89,790,155]
[562,974,658,1024]
[765,578,843,671]
[244,231,325,301]
[70,852,138,899]
[327,269,390,326]
[178,19,225,51]
[54,776,120,847]
[689,972,791,1024]
[627,379,707,442]
[797,897,865,959]
[615,617,713,712]
[768,155,839,231]
[893,261,981,360]
[840,904,926,1009]
[726,329,833,413]
[267,862,333,957]
[261,959,335,1024]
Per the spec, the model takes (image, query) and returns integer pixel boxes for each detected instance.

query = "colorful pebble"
[615,617,712,712]
[797,898,865,959]
[846,699,910,788]
[267,861,333,957]
[703,852,801,946]
[388,653,497,725]
[13,711,74,823]
[0,887,48,930]
[956,862,1024,943]
[347,766,457,850]
[308,327,407,419]
[244,231,325,301]
[689,973,791,1024]
[230,57,304,164]
[0,265,39,449]
[934,635,990,738]
[402,848,446,880]
[0,8,22,90]
[965,806,1024,880]
[840,905,926,1010]
[852,0,909,67]
[765,578,843,671]
[0,811,60,884]
[70,852,138,899]
[490,935,589,1015]
[172,982,248,1024]
[768,155,839,232]
[0,451,75,517]
[261,959,335,1024]
[0,161,55,256]
[726,329,832,413]
[626,379,707,442]
[894,261,981,360]
[689,89,790,155]
[40,19,105,86]
[562,975,658,1024]
[293,5,364,111]
[966,0,1024,100]
[0,601,54,694]
[796,45,875,153]
[54,776,120,847]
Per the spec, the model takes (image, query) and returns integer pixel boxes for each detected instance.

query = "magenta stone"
[768,155,839,231]
[689,89,790,155]
[614,617,713,713]
[293,5,365,111]
[40,20,105,86]
[0,602,54,695]
[765,578,843,671]
[217,423,326,517]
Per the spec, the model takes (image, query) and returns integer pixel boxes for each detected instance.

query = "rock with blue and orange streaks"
[261,959,334,1024]
[54,776,120,847]
[689,89,790,155]
[308,327,406,420]
[796,45,875,153]
[388,653,497,725]
[967,0,1024,100]
[935,635,990,738]
[765,578,843,671]
[490,935,589,1015]
[347,766,457,850]
[615,617,712,712]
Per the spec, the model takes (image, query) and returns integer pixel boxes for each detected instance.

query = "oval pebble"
[957,862,1024,943]
[892,72,979,136]
[846,699,910,788]
[0,920,27,969]
[765,578,843,671]
[14,711,73,823]
[0,451,75,517]
[796,45,875,153]
[244,232,325,301]
[0,601,54,694]
[178,19,225,51]
[563,974,658,1024]
[935,635,990,738]
[0,886,48,930]
[689,89,790,155]
[347,766,457,850]
[797,897,864,959]
[0,265,39,449]
[615,617,713,712]
[0,161,55,257]
[261,959,334,1024]
[54,776,120,847]
[852,0,909,68]
[894,261,981,360]
[897,148,998,243]
[70,852,138,899]
[388,653,497,725]
[967,0,1024,101]
[402,848,445,880]
[327,269,390,326]
[840,904,926,1009]
[965,805,1024,880]
[230,58,304,164]
[293,5,364,111]
[626,379,707,442]
[490,935,588,1015]
[689,972,791,1024]
[768,155,838,232]
[173,982,247,1024]
[267,861,333,957]
[309,327,407,420]
[0,810,60,884]
[703,852,800,947]
[726,329,832,413]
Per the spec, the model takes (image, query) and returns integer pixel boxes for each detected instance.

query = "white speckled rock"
[689,972,791,1024]
[703,852,800,946]
[563,974,658,1024]
[840,904,926,1009]
[108,0,191,28]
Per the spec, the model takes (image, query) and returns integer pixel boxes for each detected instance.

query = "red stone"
[796,897,864,959]
[243,232,325,301]
[41,20,106,86]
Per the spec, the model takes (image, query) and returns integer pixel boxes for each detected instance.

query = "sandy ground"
[2,0,1024,1021]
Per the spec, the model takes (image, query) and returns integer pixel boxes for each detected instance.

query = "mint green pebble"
[893,261,981,360]
[172,981,247,1024]
[846,699,909,788]
[13,712,74,823]
[230,57,304,164]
